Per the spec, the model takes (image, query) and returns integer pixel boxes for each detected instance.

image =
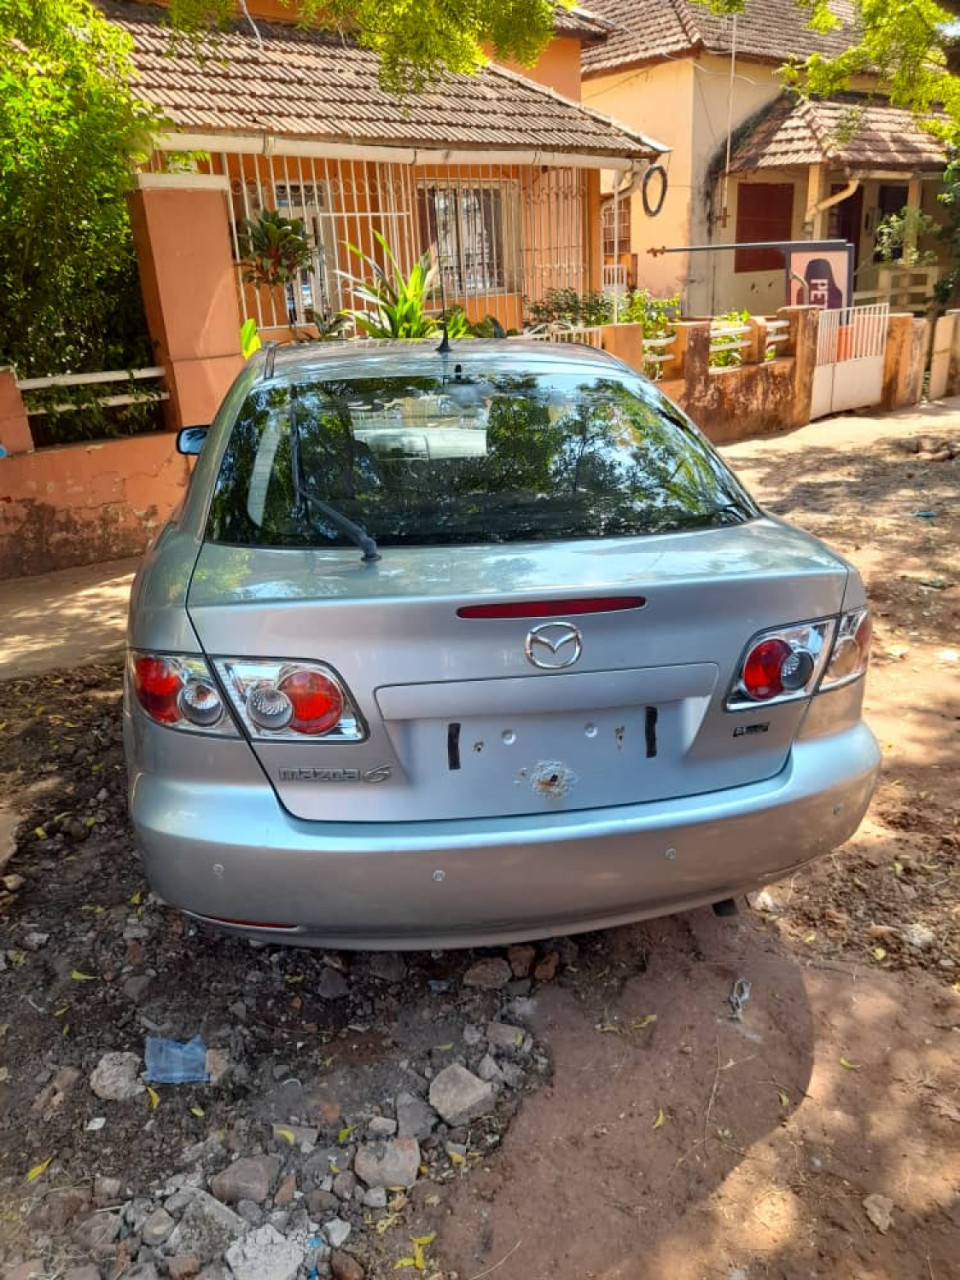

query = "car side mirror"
[176,426,209,456]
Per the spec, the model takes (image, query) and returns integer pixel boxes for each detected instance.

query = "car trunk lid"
[187,518,849,821]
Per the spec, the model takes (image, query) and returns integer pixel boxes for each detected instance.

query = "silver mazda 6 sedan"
[123,339,880,949]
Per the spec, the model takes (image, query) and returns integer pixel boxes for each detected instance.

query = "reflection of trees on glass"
[205,368,758,550]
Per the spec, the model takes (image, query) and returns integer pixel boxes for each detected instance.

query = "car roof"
[259,338,626,384]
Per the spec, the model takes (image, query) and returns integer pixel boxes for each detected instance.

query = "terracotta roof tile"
[105,3,664,160]
[553,6,613,41]
[729,94,947,172]
[582,0,857,75]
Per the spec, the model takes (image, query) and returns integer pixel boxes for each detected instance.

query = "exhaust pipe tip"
[712,897,740,918]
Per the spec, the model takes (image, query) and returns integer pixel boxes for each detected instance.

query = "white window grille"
[417,180,521,297]
[188,150,590,335]
[274,181,338,324]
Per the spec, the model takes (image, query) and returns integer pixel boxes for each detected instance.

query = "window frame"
[602,197,631,258]
[734,182,795,274]
[416,179,522,297]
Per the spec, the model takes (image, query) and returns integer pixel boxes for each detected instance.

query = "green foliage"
[0,0,156,387]
[616,288,683,337]
[695,0,960,145]
[300,308,348,341]
[525,288,615,328]
[240,319,262,360]
[342,232,445,339]
[934,151,960,305]
[168,0,571,93]
[874,206,939,265]
[240,210,314,289]
[23,383,165,448]
[709,309,751,369]
[438,307,474,339]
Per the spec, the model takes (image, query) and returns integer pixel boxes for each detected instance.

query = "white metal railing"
[642,330,677,381]
[709,321,751,369]
[520,324,605,348]
[764,318,790,350]
[603,263,627,290]
[17,367,168,415]
[815,303,889,367]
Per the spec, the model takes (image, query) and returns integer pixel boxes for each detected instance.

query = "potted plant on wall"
[238,210,313,290]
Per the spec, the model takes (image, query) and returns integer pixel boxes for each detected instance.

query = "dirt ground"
[0,406,958,1280]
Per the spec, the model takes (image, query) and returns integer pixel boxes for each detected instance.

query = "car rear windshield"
[205,366,759,549]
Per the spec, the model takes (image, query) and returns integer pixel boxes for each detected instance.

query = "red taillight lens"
[279,669,344,735]
[741,637,792,701]
[213,660,364,742]
[133,656,183,723]
[129,652,233,734]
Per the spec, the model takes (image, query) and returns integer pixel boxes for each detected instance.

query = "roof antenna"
[436,323,452,355]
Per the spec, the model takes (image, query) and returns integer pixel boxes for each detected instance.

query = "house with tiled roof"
[581,0,948,315]
[102,1,668,428]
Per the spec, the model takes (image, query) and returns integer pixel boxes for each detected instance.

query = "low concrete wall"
[0,305,932,580]
[603,307,818,445]
[675,357,800,444]
[0,433,191,578]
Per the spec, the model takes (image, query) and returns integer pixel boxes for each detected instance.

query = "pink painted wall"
[0,433,191,578]
[128,185,244,429]
[497,37,583,101]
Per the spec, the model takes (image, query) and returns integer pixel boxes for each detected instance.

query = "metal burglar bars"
[179,152,590,335]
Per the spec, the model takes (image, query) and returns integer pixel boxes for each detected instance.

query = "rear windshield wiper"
[289,399,381,563]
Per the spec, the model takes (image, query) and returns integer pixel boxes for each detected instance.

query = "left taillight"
[212,659,365,742]
[129,652,236,735]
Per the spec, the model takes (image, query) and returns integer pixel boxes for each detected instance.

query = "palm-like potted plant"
[341,232,471,339]
[239,210,314,289]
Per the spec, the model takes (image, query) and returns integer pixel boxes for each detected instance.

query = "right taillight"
[821,606,871,690]
[727,619,835,710]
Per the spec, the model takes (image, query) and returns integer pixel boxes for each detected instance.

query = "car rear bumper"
[129,722,880,949]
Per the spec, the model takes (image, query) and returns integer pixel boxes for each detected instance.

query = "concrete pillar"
[743,317,769,366]
[776,305,817,427]
[0,368,34,456]
[882,313,929,410]
[128,174,245,429]
[661,320,709,387]
[947,309,960,396]
[928,312,956,400]
[601,322,643,371]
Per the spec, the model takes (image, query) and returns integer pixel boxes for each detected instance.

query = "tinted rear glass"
[206,365,758,549]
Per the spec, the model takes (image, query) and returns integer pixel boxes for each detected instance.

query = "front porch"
[705,93,949,316]
[141,145,601,342]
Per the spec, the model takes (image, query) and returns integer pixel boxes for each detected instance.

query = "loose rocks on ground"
[429,1063,496,1125]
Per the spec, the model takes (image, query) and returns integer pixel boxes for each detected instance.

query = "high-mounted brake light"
[458,596,646,619]
[214,659,364,742]
[129,652,234,734]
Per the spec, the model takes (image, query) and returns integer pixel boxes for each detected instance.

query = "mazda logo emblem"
[524,622,583,670]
